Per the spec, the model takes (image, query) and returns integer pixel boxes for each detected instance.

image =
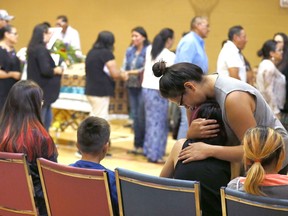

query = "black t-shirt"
[27,45,61,105]
[174,139,231,216]
[85,48,115,97]
[0,47,21,109]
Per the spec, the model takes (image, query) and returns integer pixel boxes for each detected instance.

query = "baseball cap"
[0,10,14,21]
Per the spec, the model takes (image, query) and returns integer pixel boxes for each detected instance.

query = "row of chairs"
[1,151,288,216]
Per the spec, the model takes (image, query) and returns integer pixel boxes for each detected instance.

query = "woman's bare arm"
[179,91,257,163]
[106,60,128,80]
[160,139,185,178]
[225,91,256,141]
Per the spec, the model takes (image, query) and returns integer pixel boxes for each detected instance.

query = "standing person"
[0,80,58,216]
[160,101,230,216]
[85,31,127,120]
[121,26,150,154]
[142,28,175,163]
[70,116,119,215]
[228,126,288,199]
[273,32,288,129]
[0,9,14,29]
[273,32,288,64]
[256,39,285,119]
[217,25,248,82]
[55,15,81,52]
[27,23,64,131]
[174,16,210,139]
[175,16,209,73]
[0,24,21,111]
[152,61,288,176]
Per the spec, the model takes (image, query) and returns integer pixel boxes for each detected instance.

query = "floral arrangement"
[50,39,83,67]
[16,47,27,72]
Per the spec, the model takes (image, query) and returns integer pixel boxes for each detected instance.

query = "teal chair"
[221,187,288,216]
[115,168,201,216]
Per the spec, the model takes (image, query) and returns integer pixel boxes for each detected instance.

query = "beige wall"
[2,0,288,72]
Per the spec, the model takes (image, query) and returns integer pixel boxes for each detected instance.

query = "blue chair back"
[115,168,201,216]
[221,187,288,216]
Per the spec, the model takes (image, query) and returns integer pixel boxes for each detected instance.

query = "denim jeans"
[177,106,188,139]
[41,104,52,132]
[127,87,145,148]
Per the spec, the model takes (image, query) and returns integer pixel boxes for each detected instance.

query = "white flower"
[16,47,27,62]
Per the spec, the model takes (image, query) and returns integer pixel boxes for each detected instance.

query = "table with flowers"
[51,63,129,133]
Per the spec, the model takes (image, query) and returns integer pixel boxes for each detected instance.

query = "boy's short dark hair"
[77,116,110,154]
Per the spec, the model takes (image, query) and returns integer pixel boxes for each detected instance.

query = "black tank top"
[174,139,231,216]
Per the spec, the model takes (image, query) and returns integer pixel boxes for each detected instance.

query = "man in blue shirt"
[175,16,210,139]
[175,16,209,73]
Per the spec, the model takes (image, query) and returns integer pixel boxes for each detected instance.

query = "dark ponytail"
[151,28,174,60]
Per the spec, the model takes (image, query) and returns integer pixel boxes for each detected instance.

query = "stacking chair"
[0,152,37,216]
[37,158,114,216]
[115,168,201,216]
[221,187,288,216]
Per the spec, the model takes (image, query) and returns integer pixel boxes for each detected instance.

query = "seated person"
[160,101,231,216]
[0,80,58,216]
[70,116,118,215]
[228,126,288,199]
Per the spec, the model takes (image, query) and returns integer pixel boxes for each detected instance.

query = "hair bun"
[257,49,263,57]
[152,61,166,77]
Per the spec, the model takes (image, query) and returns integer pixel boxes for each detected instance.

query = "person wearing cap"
[0,9,14,29]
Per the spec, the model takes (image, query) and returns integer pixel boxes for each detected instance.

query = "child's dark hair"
[77,116,110,154]
[193,101,227,145]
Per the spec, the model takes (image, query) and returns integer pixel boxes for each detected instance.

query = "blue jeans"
[177,106,188,139]
[128,87,145,148]
[41,104,52,132]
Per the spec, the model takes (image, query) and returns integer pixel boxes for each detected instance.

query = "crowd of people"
[1,8,288,215]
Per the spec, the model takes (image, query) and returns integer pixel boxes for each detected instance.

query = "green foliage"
[51,39,83,66]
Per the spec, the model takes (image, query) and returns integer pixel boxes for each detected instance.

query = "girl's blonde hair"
[243,126,285,196]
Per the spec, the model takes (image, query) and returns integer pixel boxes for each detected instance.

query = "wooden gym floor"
[51,118,176,176]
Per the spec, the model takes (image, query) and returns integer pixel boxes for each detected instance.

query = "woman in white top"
[256,39,285,119]
[142,28,175,163]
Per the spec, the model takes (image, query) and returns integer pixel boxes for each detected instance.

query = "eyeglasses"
[276,49,283,53]
[178,92,184,107]
[9,32,18,36]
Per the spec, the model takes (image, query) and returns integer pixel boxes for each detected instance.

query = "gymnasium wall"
[2,0,288,72]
